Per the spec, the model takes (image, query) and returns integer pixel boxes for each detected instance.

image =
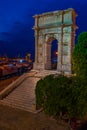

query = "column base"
[33,62,45,70]
[57,64,72,75]
[62,64,72,74]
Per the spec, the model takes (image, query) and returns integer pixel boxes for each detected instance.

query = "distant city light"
[55,51,58,55]
[54,51,58,56]
[20,59,23,63]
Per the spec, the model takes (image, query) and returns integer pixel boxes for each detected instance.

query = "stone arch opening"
[45,37,58,70]
[51,39,58,70]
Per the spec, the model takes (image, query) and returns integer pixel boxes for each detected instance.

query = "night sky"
[0,0,87,59]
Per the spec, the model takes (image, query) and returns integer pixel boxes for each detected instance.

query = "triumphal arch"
[33,8,78,74]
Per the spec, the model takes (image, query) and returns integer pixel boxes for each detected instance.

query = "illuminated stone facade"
[33,8,78,74]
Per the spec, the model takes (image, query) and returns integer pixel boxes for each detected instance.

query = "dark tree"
[72,32,87,78]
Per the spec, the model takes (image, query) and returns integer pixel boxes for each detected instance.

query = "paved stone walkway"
[0,75,40,112]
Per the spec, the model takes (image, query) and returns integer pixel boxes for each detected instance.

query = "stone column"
[43,36,47,70]
[67,30,76,74]
[33,16,39,70]
[46,44,51,69]
[44,43,51,70]
[35,33,38,62]
[57,12,64,73]
[37,34,45,70]
[68,32,72,73]
[57,33,62,72]
[44,42,47,69]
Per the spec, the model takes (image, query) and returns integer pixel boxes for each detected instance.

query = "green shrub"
[76,79,87,118]
[72,32,87,78]
[35,74,87,119]
[35,75,54,109]
[36,75,73,116]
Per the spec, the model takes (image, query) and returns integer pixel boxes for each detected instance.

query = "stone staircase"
[0,70,60,113]
[0,76,40,113]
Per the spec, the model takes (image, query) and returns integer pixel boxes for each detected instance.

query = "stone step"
[2,97,35,104]
[5,91,35,98]
[7,90,35,95]
[2,93,35,101]
[0,101,35,112]
[3,94,35,100]
[6,90,35,96]
[1,99,35,107]
[1,98,35,107]
[4,95,35,100]
[3,88,35,96]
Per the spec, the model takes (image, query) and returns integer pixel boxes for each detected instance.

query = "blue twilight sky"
[0,0,87,59]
